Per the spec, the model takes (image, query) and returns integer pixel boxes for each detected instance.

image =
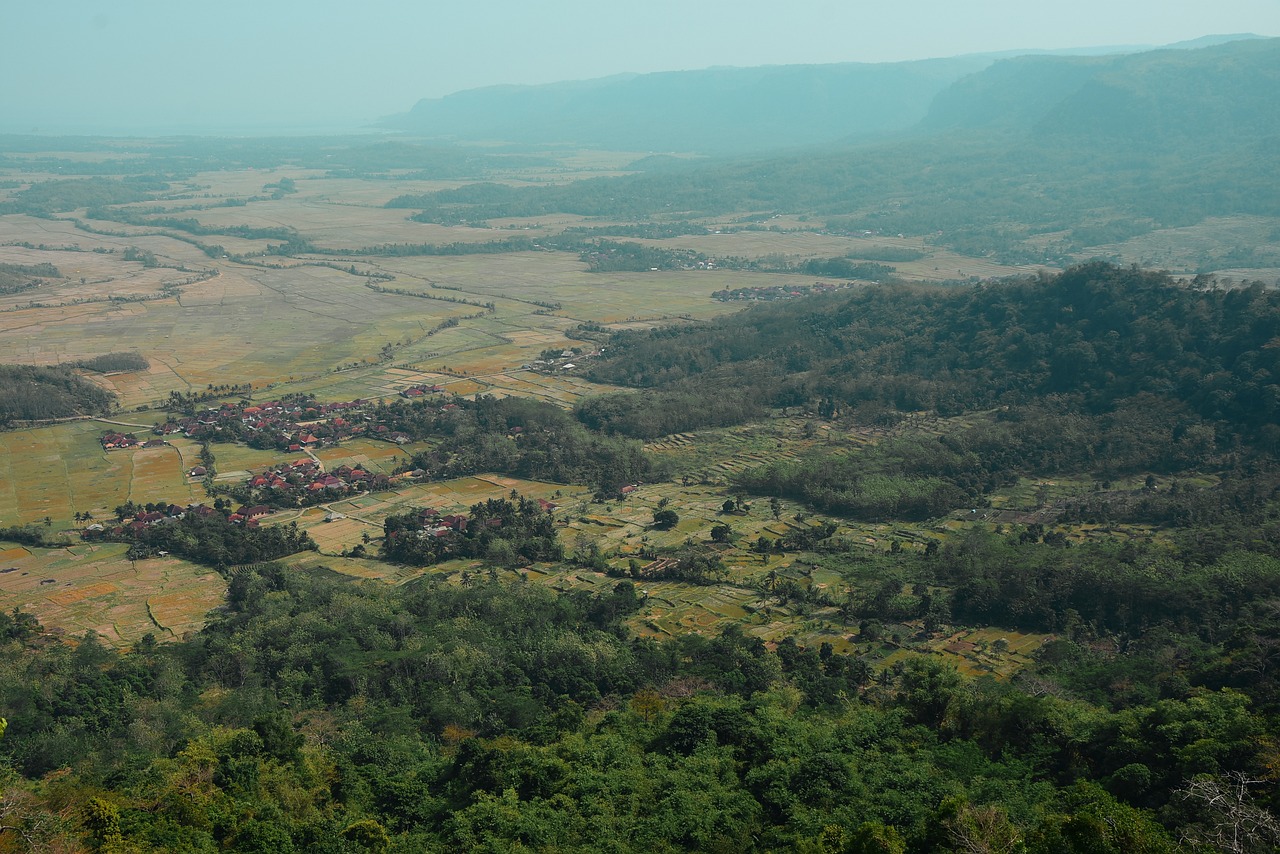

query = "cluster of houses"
[399,384,445,398]
[229,504,272,525]
[103,392,468,462]
[526,349,600,374]
[151,397,369,450]
[403,498,558,539]
[411,507,475,538]
[368,425,413,444]
[100,432,169,451]
[711,281,857,302]
[82,501,257,539]
[244,459,395,505]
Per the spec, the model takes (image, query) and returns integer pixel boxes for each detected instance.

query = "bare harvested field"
[0,540,226,646]
[3,160,1021,412]
[1077,215,1280,284]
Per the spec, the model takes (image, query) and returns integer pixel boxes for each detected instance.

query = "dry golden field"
[0,542,226,646]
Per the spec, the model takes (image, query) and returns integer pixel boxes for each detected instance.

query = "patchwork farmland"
[0,145,1075,671]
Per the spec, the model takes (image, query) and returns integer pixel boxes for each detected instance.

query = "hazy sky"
[4,0,1278,135]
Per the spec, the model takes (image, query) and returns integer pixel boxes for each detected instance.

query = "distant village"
[81,501,265,538]
[525,346,600,374]
[100,391,452,457]
[149,396,371,450]
[98,391,462,508]
[711,281,858,302]
[92,381,607,527]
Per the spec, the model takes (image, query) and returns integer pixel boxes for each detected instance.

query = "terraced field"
[0,541,225,646]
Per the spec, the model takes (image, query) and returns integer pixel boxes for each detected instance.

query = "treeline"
[384,395,653,493]
[92,206,304,245]
[0,177,162,215]
[0,261,60,295]
[381,496,563,566]
[798,258,895,280]
[72,351,148,373]
[564,221,712,239]
[0,524,68,548]
[0,364,115,424]
[576,388,766,439]
[87,506,316,569]
[733,402,1244,521]
[846,245,927,262]
[1,565,1274,851]
[164,384,253,414]
[338,237,538,256]
[337,229,704,274]
[364,282,494,310]
[938,526,1279,644]
[737,452,970,522]
[580,239,703,272]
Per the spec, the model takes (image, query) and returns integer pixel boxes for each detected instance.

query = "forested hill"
[579,263,1280,441]
[922,36,1280,150]
[0,365,116,425]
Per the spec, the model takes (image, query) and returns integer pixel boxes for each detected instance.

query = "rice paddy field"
[0,419,183,527]
[0,156,1049,413]
[0,541,226,646]
[0,391,1066,667]
[274,473,590,560]
[1073,215,1280,284]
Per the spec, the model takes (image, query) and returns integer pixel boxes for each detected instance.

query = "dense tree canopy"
[0,364,116,424]
[3,562,1278,851]
[587,263,1280,437]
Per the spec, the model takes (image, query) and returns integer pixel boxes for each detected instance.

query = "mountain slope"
[923,37,1280,149]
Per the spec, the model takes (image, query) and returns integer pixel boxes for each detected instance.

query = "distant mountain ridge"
[381,35,1269,154]
[383,35,1280,267]
[382,57,994,153]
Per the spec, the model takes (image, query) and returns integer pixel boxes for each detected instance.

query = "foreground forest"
[2,563,1271,853]
[3,264,1280,851]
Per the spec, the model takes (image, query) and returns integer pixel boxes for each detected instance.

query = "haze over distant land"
[380,35,1274,153]
[1,0,1277,135]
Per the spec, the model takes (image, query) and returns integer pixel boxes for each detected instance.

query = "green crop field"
[129,444,200,506]
[0,420,139,525]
